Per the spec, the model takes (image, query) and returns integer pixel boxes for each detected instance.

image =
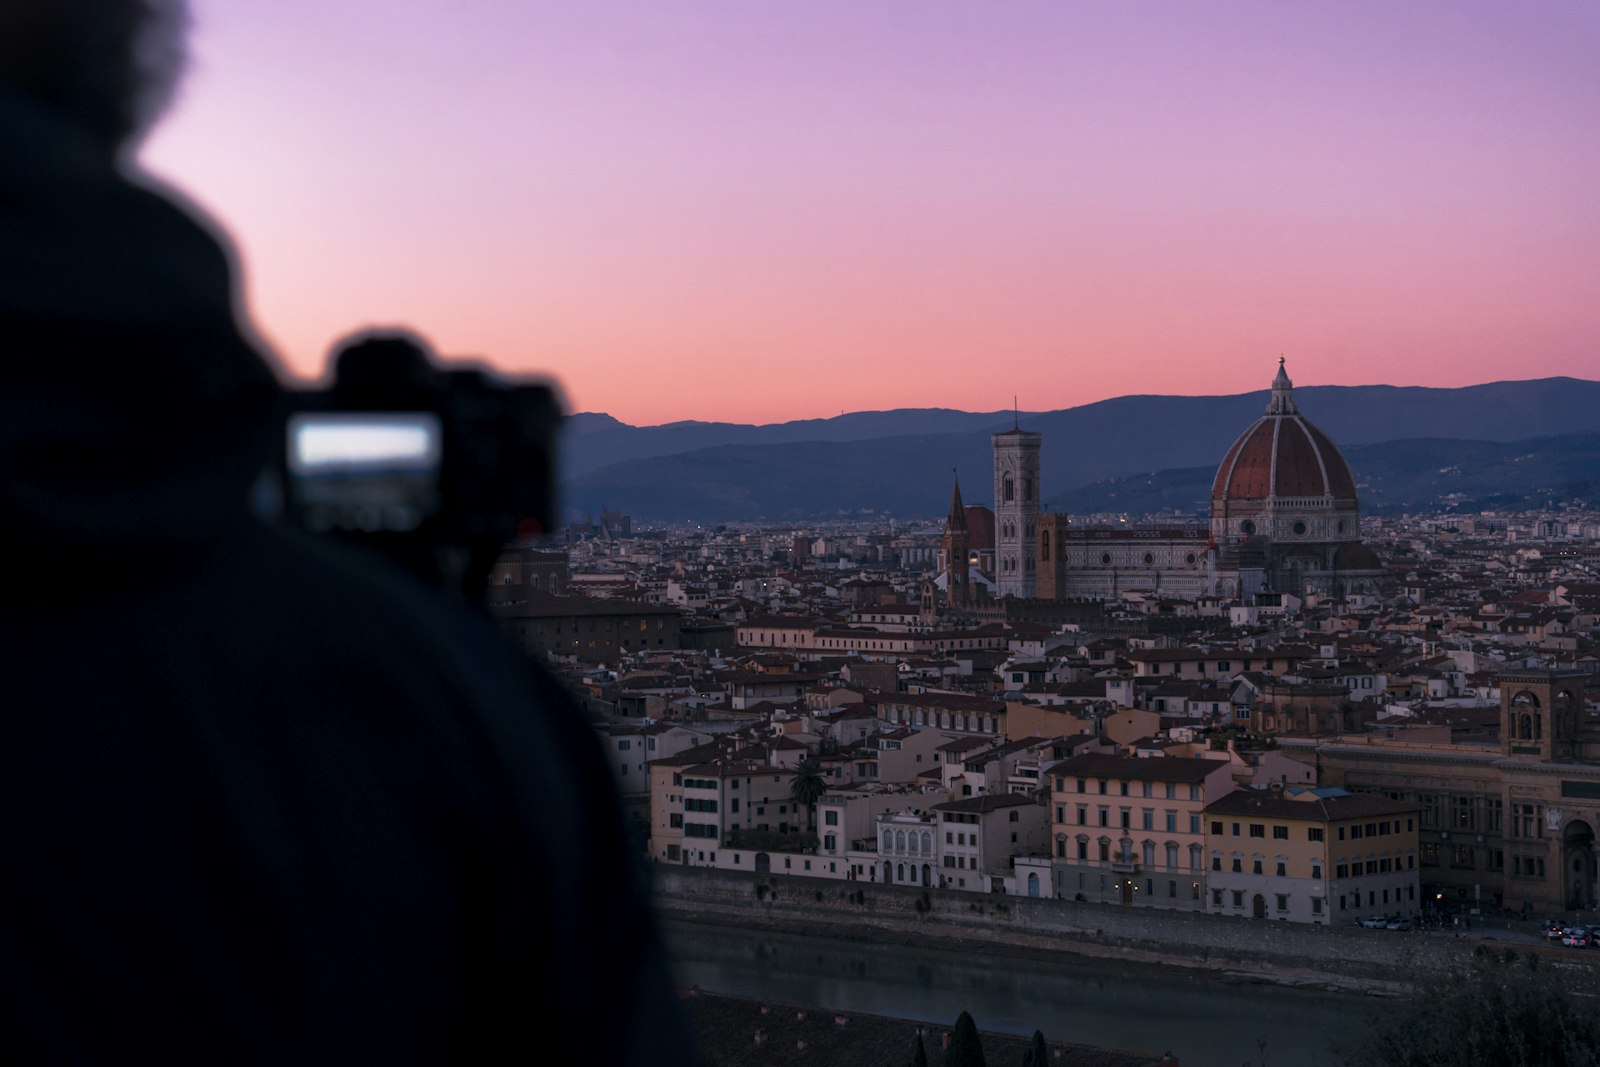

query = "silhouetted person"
[0,3,691,1062]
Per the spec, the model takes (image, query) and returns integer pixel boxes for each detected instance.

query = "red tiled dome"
[1212,416,1357,503]
[1211,361,1358,505]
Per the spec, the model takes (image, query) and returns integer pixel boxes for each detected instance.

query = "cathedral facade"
[955,361,1384,604]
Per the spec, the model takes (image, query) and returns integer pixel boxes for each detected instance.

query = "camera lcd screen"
[287,412,442,532]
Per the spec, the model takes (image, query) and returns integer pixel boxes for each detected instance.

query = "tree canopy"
[1343,948,1600,1067]
[789,758,828,826]
[945,1010,987,1067]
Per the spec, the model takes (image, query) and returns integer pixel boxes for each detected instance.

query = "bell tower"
[942,473,971,608]
[1500,670,1584,761]
[992,419,1041,599]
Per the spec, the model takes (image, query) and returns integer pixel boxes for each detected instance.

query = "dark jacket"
[0,87,691,1063]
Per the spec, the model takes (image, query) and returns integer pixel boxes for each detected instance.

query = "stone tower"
[1500,670,1585,762]
[942,473,971,608]
[992,422,1041,599]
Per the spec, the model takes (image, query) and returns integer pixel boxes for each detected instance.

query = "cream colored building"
[1044,753,1237,908]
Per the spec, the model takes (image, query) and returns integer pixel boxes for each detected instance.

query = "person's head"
[0,0,188,157]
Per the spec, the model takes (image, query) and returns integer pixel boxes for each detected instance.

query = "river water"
[663,919,1376,1067]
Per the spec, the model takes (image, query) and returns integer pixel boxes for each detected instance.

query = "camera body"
[276,333,561,600]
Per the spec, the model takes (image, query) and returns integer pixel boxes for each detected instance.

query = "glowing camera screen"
[287,413,442,532]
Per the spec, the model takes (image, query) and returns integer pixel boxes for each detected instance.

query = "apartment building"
[1044,753,1236,908]
[1203,786,1420,924]
[929,793,1048,893]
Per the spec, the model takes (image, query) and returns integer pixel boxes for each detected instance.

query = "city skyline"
[143,1,1599,426]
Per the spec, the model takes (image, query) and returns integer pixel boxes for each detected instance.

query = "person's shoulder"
[230,520,550,698]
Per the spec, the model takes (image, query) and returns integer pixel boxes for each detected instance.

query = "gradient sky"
[141,1,1600,426]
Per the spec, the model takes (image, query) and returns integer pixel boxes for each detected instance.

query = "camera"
[271,331,562,601]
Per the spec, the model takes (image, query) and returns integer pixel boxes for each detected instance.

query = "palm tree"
[789,758,828,832]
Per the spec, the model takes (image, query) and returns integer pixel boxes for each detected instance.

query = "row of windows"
[1334,855,1415,877]
[675,774,785,790]
[1419,844,1505,871]
[886,707,1000,732]
[1212,889,1306,913]
[1338,886,1415,909]
[1398,791,1504,833]
[1064,806,1203,834]
[881,829,934,855]
[1512,855,1547,878]
[1141,659,1229,675]
[683,823,717,839]
[1205,819,1410,841]
[1211,854,1324,880]
[1057,838,1205,870]
[1057,777,1201,801]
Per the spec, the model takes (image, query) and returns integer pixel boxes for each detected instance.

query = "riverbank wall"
[653,867,1600,996]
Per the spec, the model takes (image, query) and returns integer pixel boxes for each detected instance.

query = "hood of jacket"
[1,86,283,586]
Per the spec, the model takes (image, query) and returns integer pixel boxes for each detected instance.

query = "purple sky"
[142,1,1600,425]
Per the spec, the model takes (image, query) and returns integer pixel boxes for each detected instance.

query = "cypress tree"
[912,1032,928,1067]
[1020,1030,1047,1067]
[945,1011,987,1067]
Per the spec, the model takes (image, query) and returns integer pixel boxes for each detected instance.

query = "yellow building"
[1204,786,1419,924]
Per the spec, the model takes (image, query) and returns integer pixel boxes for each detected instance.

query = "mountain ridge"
[559,376,1600,522]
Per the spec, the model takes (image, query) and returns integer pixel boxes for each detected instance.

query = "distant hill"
[560,377,1600,522]
[1053,434,1600,517]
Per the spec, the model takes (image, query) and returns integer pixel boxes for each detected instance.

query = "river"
[663,919,1376,1067]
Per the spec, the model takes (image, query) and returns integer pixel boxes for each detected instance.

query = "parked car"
[1360,916,1388,929]
[1561,928,1592,948]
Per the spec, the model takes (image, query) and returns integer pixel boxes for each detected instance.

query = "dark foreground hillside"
[684,991,1176,1067]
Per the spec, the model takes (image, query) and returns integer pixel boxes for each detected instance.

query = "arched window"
[1041,530,1051,560]
[1004,475,1014,502]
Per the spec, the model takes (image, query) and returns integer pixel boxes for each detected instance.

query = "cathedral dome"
[1211,360,1357,507]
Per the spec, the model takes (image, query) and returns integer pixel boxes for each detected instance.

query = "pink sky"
[142,1,1600,426]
